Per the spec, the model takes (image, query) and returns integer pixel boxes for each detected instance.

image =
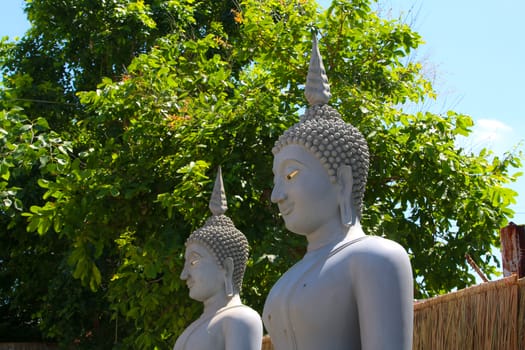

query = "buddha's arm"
[222,307,263,350]
[352,241,414,350]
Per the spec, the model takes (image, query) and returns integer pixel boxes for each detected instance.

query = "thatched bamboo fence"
[261,335,273,350]
[262,275,525,350]
[413,275,521,349]
[518,277,525,349]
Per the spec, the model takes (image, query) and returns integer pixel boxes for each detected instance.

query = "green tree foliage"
[1,0,522,348]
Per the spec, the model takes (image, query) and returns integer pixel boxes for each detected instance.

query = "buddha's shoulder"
[358,235,406,251]
[215,304,261,324]
[336,235,410,265]
[212,304,262,339]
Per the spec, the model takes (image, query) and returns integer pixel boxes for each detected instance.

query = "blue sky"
[2,0,524,223]
[382,0,525,224]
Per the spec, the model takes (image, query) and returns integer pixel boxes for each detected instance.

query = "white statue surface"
[173,167,263,350]
[262,36,414,350]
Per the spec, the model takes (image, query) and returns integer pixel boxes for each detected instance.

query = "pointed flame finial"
[304,33,331,106]
[209,166,228,216]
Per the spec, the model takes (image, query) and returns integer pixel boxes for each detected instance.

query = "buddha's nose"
[271,182,286,203]
[180,266,188,280]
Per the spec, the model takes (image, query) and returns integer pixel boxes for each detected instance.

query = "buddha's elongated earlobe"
[224,276,234,297]
[337,165,354,227]
[223,257,234,297]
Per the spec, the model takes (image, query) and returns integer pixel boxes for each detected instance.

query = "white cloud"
[473,119,512,143]
[471,119,515,155]
[457,119,516,155]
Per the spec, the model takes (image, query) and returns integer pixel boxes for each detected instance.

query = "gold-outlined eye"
[190,259,199,266]
[286,169,299,180]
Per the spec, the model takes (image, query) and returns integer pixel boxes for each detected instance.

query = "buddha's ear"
[337,165,354,227]
[223,257,234,297]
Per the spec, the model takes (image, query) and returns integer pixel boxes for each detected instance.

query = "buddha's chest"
[173,317,223,350]
[263,252,360,349]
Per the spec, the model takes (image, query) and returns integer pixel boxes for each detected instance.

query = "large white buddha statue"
[173,167,263,350]
[262,36,414,350]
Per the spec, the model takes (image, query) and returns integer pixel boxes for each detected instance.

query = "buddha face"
[180,242,225,302]
[271,144,341,236]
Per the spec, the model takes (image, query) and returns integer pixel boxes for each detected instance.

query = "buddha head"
[181,167,249,300]
[271,35,369,231]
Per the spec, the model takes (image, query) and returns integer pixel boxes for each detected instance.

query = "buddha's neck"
[202,293,241,316]
[306,220,364,252]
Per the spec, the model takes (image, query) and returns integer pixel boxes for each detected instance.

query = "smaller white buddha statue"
[173,167,263,350]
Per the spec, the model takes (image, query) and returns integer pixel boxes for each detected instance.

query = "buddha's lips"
[279,204,293,216]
